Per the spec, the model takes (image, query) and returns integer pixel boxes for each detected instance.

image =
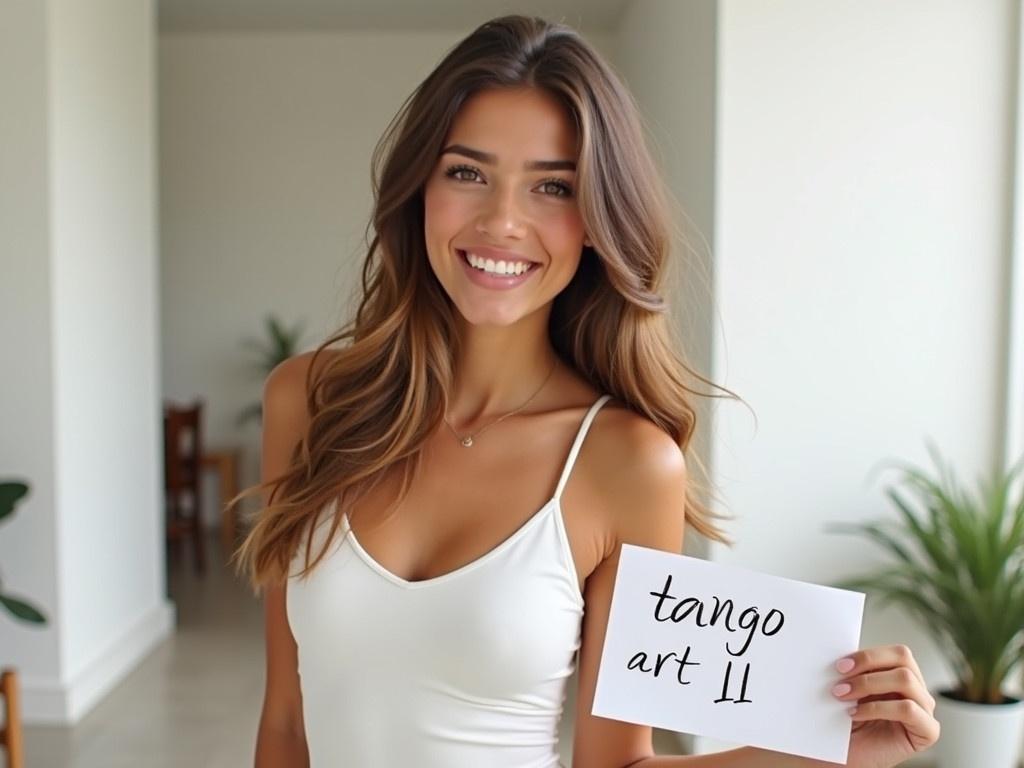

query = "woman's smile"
[456,247,542,290]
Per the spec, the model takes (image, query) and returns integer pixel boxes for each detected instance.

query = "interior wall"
[0,0,62,716]
[702,0,1018,756]
[49,0,170,723]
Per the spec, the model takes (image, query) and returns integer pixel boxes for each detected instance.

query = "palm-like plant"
[0,480,47,624]
[826,440,1024,705]
[235,313,306,428]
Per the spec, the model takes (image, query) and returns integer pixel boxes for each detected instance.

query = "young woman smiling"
[232,15,940,768]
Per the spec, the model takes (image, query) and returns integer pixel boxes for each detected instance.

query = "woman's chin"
[451,298,534,329]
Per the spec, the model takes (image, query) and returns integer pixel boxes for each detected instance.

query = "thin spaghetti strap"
[553,394,613,502]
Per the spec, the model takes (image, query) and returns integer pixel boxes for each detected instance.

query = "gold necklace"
[443,358,558,447]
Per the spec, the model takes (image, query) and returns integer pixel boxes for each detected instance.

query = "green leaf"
[0,481,29,525]
[0,592,47,624]
[241,314,306,380]
[827,521,919,569]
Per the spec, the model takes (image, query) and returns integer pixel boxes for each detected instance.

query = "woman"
[233,14,939,768]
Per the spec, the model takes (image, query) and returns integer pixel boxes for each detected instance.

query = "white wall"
[703,0,1017,756]
[0,0,62,710]
[0,0,172,725]
[157,28,614,527]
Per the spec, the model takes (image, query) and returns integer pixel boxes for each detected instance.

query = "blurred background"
[1,0,1021,766]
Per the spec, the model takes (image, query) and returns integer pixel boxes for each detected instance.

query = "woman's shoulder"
[585,395,688,549]
[554,371,682,476]
[589,395,683,469]
[262,349,342,436]
[264,349,340,405]
[266,348,340,386]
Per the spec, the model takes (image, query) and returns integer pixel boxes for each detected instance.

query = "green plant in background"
[0,480,47,625]
[826,440,1024,704]
[235,313,306,428]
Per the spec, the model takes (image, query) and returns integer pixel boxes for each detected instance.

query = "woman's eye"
[444,164,482,183]
[539,180,574,198]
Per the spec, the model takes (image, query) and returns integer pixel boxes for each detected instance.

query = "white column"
[0,0,174,725]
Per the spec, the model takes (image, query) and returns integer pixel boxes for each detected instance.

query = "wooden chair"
[0,668,23,768]
[163,400,205,575]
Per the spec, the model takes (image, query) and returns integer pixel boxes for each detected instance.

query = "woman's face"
[423,87,591,327]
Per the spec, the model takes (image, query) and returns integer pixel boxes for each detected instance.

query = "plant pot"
[932,688,1024,768]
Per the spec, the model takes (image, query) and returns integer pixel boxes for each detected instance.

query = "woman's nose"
[476,185,527,237]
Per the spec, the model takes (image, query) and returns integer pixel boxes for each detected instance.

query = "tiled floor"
[22,530,687,766]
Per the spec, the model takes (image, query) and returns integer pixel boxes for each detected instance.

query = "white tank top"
[286,393,612,767]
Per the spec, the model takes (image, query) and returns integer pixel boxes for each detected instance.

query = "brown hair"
[229,14,743,595]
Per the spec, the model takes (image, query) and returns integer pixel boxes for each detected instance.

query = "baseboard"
[18,598,176,725]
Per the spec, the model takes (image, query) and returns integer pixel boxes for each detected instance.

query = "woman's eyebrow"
[440,143,576,172]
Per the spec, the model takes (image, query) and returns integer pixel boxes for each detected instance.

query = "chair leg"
[0,668,24,768]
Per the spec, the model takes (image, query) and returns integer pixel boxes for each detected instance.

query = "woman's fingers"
[841,644,925,686]
[848,697,941,749]
[836,644,930,702]
[832,667,935,714]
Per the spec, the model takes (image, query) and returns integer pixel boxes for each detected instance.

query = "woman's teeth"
[461,250,536,276]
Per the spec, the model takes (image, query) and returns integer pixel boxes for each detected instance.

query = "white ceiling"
[157,0,629,33]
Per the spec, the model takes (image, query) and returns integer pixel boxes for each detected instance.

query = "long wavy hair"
[230,14,743,595]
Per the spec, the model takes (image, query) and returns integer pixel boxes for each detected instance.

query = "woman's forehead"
[444,88,579,163]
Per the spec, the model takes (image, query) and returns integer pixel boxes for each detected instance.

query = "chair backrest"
[163,400,203,494]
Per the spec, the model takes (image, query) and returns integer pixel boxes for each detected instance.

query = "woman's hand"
[830,643,940,768]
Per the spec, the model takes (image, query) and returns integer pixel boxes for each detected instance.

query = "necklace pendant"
[460,436,474,447]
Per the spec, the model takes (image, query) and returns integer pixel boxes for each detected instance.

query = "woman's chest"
[341,434,615,596]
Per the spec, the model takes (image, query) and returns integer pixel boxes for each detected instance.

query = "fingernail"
[832,683,852,697]
[836,657,855,673]
[848,705,858,715]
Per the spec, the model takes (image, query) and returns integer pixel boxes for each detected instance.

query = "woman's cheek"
[438,193,482,236]
[542,211,587,256]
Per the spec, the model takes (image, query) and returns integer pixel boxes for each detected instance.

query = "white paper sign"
[591,544,865,765]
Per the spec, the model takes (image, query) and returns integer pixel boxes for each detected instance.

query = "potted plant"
[826,441,1024,768]
[235,313,306,428]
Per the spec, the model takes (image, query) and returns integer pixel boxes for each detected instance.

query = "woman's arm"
[569,415,692,767]
[254,584,310,768]
[253,354,318,767]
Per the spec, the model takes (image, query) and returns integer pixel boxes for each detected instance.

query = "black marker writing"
[648,573,787,657]
[714,660,753,703]
[626,645,702,685]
